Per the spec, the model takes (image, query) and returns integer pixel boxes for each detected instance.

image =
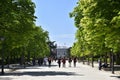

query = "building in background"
[56,46,70,58]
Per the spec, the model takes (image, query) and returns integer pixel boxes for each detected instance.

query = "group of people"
[36,57,52,67]
[36,56,77,68]
[42,57,52,67]
[57,57,77,68]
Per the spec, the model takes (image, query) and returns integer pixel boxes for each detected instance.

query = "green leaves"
[70,0,120,57]
[0,0,50,60]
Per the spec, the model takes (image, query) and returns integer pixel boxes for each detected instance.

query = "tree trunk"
[116,52,120,65]
[111,52,114,74]
[87,57,90,65]
[109,53,112,68]
[104,52,108,64]
[7,55,10,68]
[27,51,30,62]
[83,56,85,64]
[91,56,94,67]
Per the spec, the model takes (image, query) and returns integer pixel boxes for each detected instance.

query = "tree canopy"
[70,0,120,57]
[0,0,50,63]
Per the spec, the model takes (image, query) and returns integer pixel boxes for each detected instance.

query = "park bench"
[101,63,109,68]
[9,64,21,70]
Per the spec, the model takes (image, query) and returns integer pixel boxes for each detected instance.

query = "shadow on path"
[0,77,13,80]
[5,71,84,76]
[110,75,120,78]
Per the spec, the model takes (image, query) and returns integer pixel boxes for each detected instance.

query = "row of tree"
[70,0,120,65]
[0,0,50,65]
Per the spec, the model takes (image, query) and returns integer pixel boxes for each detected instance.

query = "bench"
[9,64,21,69]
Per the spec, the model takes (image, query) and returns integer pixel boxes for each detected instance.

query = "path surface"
[0,61,120,80]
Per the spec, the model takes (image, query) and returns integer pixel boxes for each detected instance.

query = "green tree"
[70,0,120,65]
[0,0,50,66]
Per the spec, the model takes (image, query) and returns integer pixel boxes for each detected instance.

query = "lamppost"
[0,36,5,75]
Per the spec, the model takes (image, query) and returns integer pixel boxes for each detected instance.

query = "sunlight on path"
[0,61,119,80]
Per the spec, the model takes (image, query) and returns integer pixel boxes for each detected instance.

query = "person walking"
[43,57,48,66]
[68,57,72,67]
[57,57,61,68]
[73,57,77,67]
[62,57,66,67]
[48,57,52,67]
[98,58,102,70]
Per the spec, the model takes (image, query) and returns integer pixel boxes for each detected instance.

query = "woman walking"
[68,57,72,67]
[62,57,66,67]
[73,57,77,67]
[57,57,61,68]
[48,57,52,67]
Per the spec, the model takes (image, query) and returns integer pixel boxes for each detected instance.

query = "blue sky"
[32,0,78,47]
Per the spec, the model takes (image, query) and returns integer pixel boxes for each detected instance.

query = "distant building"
[56,46,70,58]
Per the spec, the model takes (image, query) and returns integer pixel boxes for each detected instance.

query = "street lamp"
[0,36,5,75]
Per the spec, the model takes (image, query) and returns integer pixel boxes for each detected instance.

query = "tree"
[0,0,50,70]
[70,0,120,69]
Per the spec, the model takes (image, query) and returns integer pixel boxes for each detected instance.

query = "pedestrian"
[38,58,43,66]
[73,57,77,67]
[98,58,102,70]
[62,57,66,67]
[38,58,41,66]
[43,57,48,66]
[48,57,52,67]
[32,59,35,66]
[40,58,43,66]
[68,57,72,67]
[57,57,61,68]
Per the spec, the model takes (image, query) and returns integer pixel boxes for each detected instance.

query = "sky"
[32,0,78,47]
